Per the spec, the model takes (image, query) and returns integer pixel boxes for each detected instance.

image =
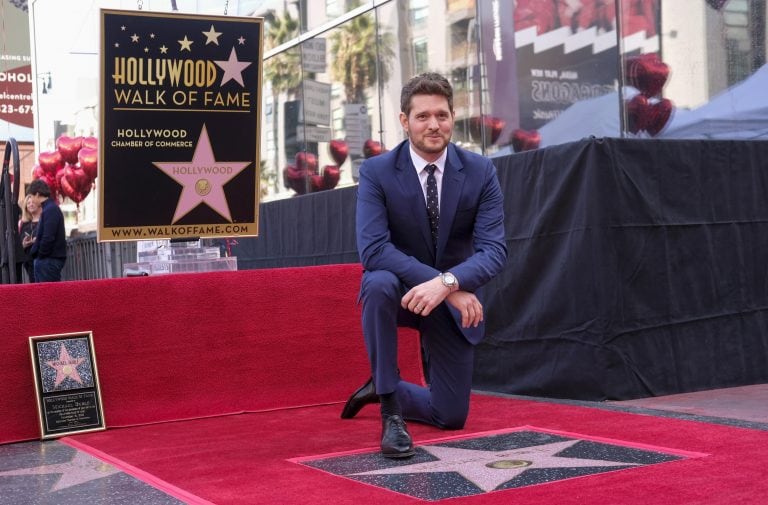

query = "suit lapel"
[394,144,435,256]
[436,145,465,261]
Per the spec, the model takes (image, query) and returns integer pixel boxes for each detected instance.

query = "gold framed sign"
[29,331,106,439]
[98,9,264,241]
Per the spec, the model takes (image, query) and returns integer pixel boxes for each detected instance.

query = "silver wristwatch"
[440,272,458,291]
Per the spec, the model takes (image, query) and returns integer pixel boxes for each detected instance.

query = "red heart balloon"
[81,136,98,150]
[489,118,506,145]
[283,164,308,194]
[625,53,669,98]
[363,139,383,158]
[59,165,92,202]
[645,98,673,136]
[56,135,84,165]
[329,140,349,166]
[37,151,64,175]
[295,152,318,174]
[55,165,67,190]
[78,147,98,181]
[322,165,341,190]
[60,177,90,204]
[626,95,650,133]
[32,164,44,180]
[309,174,324,192]
[469,116,506,145]
[39,172,59,202]
[511,129,541,152]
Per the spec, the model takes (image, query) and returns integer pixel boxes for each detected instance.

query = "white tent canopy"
[660,63,768,140]
[500,64,767,152]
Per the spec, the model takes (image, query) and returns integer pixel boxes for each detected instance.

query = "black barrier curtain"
[232,138,768,401]
[232,186,359,269]
[478,138,768,401]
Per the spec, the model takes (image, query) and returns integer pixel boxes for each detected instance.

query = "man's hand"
[401,278,483,328]
[445,291,483,328]
[401,277,448,317]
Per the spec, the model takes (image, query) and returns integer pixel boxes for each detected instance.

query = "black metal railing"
[62,232,136,281]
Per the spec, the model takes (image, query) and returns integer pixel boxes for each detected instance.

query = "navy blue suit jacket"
[356,140,507,344]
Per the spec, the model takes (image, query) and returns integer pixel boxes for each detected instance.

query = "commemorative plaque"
[29,332,106,439]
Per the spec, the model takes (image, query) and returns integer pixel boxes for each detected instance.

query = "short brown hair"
[27,179,51,197]
[400,72,453,116]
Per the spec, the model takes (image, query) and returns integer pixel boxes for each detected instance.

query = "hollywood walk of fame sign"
[98,9,264,241]
[29,332,106,439]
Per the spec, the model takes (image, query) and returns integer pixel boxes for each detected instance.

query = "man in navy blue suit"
[341,73,507,458]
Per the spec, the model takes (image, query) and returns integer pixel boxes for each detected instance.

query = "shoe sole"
[382,449,416,459]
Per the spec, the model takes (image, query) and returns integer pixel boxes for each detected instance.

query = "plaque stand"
[123,240,237,276]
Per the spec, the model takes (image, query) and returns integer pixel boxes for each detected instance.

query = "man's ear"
[399,112,409,133]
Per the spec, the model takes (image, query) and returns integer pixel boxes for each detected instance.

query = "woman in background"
[19,194,41,282]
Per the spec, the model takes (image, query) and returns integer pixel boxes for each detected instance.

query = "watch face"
[443,273,456,286]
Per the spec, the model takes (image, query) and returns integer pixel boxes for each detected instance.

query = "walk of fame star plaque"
[291,427,708,501]
[29,331,106,439]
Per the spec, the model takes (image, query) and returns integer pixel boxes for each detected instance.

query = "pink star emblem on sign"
[153,125,250,223]
[45,344,86,388]
[215,47,252,87]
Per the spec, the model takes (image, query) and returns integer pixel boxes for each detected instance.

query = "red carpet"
[0,265,423,444]
[63,393,768,504]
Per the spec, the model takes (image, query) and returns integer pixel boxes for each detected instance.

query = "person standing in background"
[20,194,42,282]
[28,180,67,282]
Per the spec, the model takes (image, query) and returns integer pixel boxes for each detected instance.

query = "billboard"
[0,0,34,142]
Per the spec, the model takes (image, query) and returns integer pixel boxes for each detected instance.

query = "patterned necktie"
[425,164,439,248]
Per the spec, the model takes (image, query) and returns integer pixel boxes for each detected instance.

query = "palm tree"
[264,10,302,97]
[330,12,396,104]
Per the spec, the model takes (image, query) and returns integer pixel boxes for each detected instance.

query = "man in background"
[28,179,66,282]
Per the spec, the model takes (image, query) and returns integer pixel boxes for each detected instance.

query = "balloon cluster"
[283,139,386,195]
[624,54,673,136]
[32,136,98,204]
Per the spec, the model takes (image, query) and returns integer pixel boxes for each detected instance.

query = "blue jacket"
[356,140,507,344]
[31,198,67,259]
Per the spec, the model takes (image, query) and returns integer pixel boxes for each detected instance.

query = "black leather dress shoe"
[340,377,379,419]
[381,415,415,458]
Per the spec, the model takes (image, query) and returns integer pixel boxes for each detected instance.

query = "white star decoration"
[202,25,222,45]
[0,451,120,492]
[354,440,635,492]
[178,35,194,52]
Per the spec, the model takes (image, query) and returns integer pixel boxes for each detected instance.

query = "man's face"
[29,193,44,206]
[400,94,454,162]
